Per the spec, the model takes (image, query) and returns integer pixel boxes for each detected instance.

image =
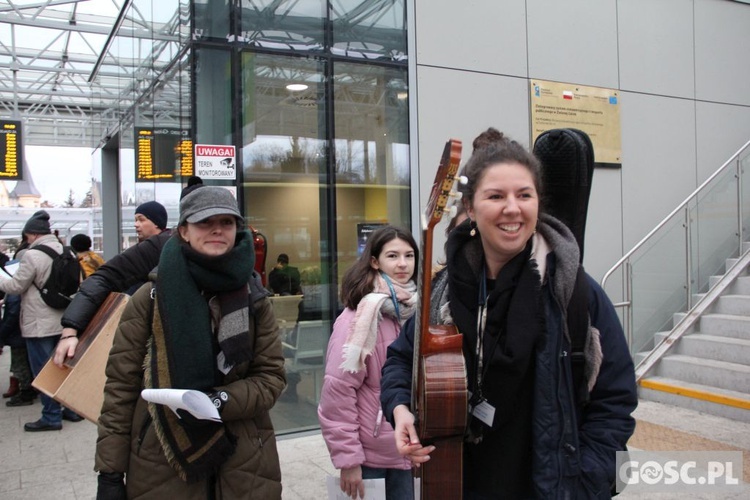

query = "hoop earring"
[469,219,477,237]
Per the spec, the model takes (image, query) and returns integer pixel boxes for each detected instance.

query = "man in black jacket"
[53,230,171,366]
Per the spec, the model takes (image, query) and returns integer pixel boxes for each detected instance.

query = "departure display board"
[135,127,193,181]
[0,119,23,179]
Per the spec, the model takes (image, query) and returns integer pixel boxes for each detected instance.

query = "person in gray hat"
[95,186,284,498]
[0,210,84,431]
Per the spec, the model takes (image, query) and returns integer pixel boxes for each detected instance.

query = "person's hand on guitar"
[393,404,435,467]
[53,327,79,367]
[340,465,364,499]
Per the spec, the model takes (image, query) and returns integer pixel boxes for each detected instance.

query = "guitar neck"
[411,223,434,408]
[411,139,462,412]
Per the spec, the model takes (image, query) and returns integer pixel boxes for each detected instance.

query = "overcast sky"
[5,146,98,206]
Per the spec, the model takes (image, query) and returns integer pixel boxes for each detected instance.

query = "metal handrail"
[601,138,750,348]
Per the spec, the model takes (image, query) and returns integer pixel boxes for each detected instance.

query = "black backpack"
[30,245,83,309]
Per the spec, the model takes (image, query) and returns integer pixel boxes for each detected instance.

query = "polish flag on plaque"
[562,90,574,100]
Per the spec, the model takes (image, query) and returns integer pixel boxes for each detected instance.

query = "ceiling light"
[286,83,308,92]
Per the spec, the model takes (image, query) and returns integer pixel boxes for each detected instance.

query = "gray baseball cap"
[179,186,243,225]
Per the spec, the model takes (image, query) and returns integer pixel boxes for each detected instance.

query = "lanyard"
[380,271,400,319]
[474,266,488,397]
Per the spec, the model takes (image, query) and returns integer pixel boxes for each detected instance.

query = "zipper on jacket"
[137,413,152,455]
[373,408,383,437]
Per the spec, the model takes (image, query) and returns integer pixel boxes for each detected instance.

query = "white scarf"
[339,274,418,373]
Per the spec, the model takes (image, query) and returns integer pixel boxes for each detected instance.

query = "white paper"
[1,260,20,277]
[141,388,221,422]
[326,475,386,500]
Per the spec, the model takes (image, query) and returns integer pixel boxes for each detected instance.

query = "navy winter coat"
[381,215,637,499]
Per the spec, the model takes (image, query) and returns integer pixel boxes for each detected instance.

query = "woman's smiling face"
[178,214,238,257]
[466,161,539,277]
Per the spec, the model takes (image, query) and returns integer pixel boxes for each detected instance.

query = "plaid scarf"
[144,231,255,482]
[340,274,417,373]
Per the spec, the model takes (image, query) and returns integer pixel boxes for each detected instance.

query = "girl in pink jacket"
[318,226,419,499]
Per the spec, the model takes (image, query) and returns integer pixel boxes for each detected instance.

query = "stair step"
[639,376,750,422]
[657,354,750,393]
[729,276,750,295]
[678,334,750,365]
[712,295,750,315]
[699,313,750,340]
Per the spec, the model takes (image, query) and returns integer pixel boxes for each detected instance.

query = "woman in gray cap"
[95,187,285,499]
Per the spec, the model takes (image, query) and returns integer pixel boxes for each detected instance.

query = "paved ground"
[0,350,746,499]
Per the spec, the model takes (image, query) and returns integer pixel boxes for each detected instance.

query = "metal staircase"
[601,140,750,422]
[637,247,750,422]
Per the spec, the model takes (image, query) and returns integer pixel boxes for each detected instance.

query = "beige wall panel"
[414,0,527,76]
[618,0,694,99]
[695,0,750,106]
[696,102,750,182]
[526,0,618,89]
[584,167,624,283]
[619,92,697,250]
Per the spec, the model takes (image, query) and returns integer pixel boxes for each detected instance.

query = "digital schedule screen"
[135,127,193,181]
[0,119,23,180]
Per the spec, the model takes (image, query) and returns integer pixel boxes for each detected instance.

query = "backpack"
[30,245,83,309]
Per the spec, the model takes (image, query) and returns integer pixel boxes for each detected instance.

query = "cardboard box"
[33,293,129,423]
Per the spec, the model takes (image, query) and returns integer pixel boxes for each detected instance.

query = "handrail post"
[625,261,633,349]
[685,205,693,309]
[737,157,744,250]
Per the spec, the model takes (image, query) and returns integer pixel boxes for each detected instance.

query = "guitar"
[411,139,468,499]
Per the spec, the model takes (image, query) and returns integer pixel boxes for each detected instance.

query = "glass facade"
[96,0,409,433]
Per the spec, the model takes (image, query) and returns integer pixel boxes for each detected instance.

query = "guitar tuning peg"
[458,175,468,186]
[449,205,458,218]
[452,191,463,201]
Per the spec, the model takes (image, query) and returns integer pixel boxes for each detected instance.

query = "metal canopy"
[0,0,158,148]
[0,0,407,149]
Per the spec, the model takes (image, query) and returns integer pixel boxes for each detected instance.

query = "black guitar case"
[533,128,595,262]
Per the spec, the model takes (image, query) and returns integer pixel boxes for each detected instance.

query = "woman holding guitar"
[381,131,637,498]
[318,226,419,499]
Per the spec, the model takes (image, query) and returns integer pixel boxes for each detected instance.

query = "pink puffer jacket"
[318,307,412,471]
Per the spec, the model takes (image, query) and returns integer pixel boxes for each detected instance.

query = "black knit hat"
[180,176,204,200]
[135,201,168,230]
[23,210,52,235]
[70,234,92,252]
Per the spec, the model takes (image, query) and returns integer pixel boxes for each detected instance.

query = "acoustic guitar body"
[415,325,467,499]
[412,139,467,499]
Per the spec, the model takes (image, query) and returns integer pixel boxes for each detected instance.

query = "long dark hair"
[340,225,418,310]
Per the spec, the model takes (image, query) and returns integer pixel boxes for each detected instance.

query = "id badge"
[469,395,496,428]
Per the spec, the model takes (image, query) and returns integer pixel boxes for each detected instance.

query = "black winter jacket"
[381,215,637,499]
[61,231,171,332]
[0,294,22,348]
